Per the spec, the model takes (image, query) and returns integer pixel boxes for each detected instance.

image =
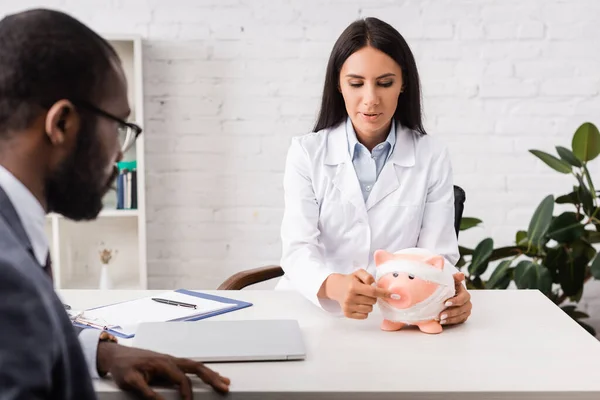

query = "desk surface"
[59,289,600,400]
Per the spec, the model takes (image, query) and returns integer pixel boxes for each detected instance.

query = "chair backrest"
[453,185,466,238]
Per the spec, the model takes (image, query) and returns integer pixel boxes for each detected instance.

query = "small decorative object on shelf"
[116,160,137,210]
[98,245,118,290]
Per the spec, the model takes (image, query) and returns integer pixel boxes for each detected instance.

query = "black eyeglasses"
[72,100,143,153]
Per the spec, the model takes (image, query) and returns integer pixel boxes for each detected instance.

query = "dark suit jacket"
[0,186,96,399]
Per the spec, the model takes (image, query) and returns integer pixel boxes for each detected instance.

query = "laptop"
[132,319,306,362]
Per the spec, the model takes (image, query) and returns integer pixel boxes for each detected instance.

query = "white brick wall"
[2,0,600,334]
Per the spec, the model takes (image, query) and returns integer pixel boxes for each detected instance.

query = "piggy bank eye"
[408,274,415,280]
[392,272,398,278]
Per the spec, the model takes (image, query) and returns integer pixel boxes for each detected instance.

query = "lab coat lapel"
[365,163,400,211]
[333,162,366,215]
[365,123,417,211]
[325,123,367,217]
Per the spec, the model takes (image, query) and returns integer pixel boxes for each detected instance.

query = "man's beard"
[46,121,118,221]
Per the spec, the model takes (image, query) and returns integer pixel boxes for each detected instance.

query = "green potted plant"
[458,122,600,335]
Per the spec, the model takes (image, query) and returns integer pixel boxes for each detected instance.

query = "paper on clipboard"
[77,291,235,335]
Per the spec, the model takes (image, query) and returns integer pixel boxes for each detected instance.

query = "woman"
[276,17,471,326]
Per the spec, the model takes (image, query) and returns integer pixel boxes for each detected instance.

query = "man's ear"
[45,100,80,146]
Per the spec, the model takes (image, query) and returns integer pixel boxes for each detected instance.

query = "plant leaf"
[459,246,474,256]
[572,310,590,319]
[527,195,554,248]
[529,150,572,174]
[489,246,522,261]
[577,320,596,336]
[574,174,595,216]
[468,238,494,277]
[544,246,566,283]
[561,305,596,336]
[547,212,585,243]
[538,265,553,296]
[516,230,528,246]
[585,230,600,244]
[467,276,485,290]
[556,191,578,205]
[578,184,595,216]
[583,164,597,196]
[570,287,584,303]
[460,217,482,231]
[590,253,600,279]
[559,240,594,297]
[547,291,561,303]
[561,305,577,314]
[491,271,512,290]
[514,260,536,289]
[572,122,600,162]
[513,261,552,295]
[486,260,512,289]
[556,145,583,167]
[561,306,589,320]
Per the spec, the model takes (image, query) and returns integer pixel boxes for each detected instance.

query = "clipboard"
[72,289,253,339]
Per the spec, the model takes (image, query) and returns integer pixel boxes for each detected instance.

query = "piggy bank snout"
[379,272,438,308]
[384,286,411,308]
[390,288,408,300]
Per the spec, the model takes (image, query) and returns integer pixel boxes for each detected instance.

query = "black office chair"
[218,185,467,290]
[453,185,465,238]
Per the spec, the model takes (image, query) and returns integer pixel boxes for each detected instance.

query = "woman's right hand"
[322,270,391,319]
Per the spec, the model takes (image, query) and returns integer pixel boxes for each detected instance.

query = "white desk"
[59,289,600,400]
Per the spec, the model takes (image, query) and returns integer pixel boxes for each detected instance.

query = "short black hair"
[0,8,118,136]
[313,17,426,135]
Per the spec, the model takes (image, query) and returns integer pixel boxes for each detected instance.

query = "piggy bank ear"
[424,255,445,270]
[374,249,394,266]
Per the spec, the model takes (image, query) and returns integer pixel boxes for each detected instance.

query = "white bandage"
[376,259,455,324]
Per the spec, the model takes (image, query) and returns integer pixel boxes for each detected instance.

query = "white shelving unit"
[45,35,147,290]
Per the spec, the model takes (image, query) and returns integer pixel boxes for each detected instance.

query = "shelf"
[62,275,142,290]
[44,35,147,291]
[99,209,139,218]
[47,209,139,219]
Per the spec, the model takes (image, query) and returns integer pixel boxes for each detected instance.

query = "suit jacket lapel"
[0,185,35,258]
[325,123,368,217]
[365,123,417,211]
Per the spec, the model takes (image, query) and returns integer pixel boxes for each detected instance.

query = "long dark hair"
[313,17,426,135]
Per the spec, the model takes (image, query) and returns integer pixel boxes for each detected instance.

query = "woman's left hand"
[439,272,472,326]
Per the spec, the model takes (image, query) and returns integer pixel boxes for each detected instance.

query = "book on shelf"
[117,160,137,210]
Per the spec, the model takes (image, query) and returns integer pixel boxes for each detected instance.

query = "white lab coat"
[275,120,460,313]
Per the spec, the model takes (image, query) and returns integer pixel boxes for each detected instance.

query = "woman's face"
[339,45,403,144]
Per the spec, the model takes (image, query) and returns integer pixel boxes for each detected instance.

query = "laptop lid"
[132,319,306,362]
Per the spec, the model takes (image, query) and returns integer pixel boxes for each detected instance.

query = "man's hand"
[321,270,391,319]
[439,272,472,325]
[98,342,230,399]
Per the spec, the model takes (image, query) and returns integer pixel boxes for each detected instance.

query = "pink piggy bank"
[374,247,455,334]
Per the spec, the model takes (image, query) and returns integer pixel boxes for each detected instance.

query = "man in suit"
[0,8,230,399]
